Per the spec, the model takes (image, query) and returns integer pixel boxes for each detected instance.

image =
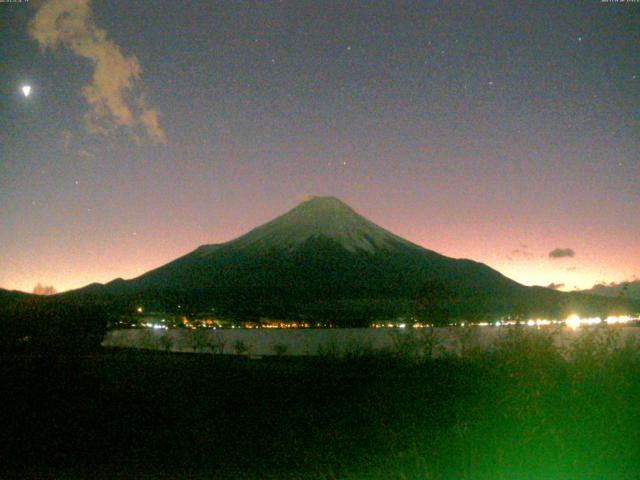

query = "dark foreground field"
[2,328,640,479]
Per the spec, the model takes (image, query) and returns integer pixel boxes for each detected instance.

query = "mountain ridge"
[582,280,640,301]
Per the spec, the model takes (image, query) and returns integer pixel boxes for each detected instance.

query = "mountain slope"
[113,197,520,300]
[0,288,34,305]
[66,197,637,323]
[582,281,640,301]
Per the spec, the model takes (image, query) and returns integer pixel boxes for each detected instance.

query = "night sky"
[1,0,638,294]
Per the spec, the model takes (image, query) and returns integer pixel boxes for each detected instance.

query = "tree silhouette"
[0,298,109,353]
[412,280,455,326]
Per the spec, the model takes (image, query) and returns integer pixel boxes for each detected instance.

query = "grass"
[1,326,640,479]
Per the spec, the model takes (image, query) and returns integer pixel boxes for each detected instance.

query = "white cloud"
[29,0,166,144]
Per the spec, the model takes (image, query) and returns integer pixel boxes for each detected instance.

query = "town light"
[566,314,581,330]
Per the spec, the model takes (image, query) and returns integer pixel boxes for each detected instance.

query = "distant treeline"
[0,298,111,354]
[2,279,637,350]
[72,280,639,328]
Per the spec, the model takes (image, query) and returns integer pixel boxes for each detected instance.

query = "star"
[21,85,32,97]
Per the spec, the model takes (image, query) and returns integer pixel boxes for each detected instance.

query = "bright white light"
[22,85,31,97]
[606,315,632,325]
[566,314,581,330]
[585,317,602,325]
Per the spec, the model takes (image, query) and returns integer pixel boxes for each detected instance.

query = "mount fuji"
[64,196,633,324]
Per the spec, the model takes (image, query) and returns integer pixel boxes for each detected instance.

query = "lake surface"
[103,325,640,357]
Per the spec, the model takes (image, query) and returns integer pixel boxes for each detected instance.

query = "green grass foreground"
[2,327,640,479]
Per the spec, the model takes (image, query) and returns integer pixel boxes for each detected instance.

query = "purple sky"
[1,0,638,293]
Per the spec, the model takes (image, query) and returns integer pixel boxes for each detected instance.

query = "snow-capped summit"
[227,196,414,253]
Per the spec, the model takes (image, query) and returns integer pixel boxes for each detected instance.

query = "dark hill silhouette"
[582,281,640,301]
[0,291,110,353]
[0,288,32,303]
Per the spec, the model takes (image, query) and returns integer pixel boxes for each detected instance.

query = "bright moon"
[22,85,32,97]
